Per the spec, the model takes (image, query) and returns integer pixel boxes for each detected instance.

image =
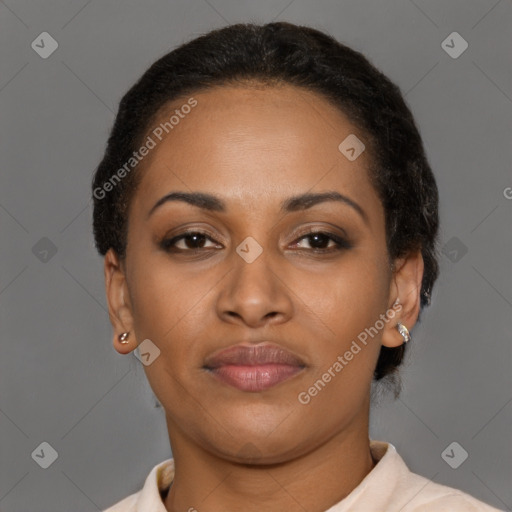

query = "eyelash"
[160,229,352,255]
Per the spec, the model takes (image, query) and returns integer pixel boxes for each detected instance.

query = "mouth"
[203,343,306,392]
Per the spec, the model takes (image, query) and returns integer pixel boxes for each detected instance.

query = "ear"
[381,250,424,348]
[104,248,136,354]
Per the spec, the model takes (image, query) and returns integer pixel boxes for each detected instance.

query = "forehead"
[133,84,381,217]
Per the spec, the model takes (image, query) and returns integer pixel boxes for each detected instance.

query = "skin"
[104,83,424,512]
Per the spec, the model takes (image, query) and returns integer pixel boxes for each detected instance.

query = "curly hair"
[92,22,439,384]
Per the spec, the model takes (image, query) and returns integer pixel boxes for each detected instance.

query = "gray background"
[1,1,511,511]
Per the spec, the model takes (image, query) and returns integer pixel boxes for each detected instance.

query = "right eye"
[160,230,223,252]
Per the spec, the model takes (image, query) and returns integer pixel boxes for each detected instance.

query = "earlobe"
[104,248,135,354]
[382,250,424,348]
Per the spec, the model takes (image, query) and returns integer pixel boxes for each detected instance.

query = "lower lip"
[207,364,303,392]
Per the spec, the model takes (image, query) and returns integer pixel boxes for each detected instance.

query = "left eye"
[292,231,350,251]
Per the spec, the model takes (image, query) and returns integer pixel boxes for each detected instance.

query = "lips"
[203,344,306,392]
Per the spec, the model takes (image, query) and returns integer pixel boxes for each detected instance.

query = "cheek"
[126,257,202,340]
[294,254,390,387]
[125,258,226,384]
[291,265,387,416]
[128,267,211,402]
[297,252,389,331]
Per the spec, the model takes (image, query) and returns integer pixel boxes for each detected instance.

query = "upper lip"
[203,343,306,369]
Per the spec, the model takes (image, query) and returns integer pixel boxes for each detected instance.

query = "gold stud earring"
[118,332,130,344]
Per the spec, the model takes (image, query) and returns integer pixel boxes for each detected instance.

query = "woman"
[93,22,501,512]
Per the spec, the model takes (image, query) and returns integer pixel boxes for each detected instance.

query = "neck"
[164,408,375,512]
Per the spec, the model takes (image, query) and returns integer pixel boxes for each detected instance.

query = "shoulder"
[328,441,503,511]
[373,442,503,512]
[102,492,139,512]
[401,476,504,511]
[102,458,174,512]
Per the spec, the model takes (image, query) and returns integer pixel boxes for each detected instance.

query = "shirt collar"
[134,441,398,511]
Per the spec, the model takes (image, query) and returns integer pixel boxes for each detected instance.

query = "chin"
[214,433,305,466]
[213,410,307,454]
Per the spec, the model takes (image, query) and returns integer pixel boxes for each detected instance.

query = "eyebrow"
[147,190,368,224]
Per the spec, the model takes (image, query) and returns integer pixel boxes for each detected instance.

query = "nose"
[216,249,294,329]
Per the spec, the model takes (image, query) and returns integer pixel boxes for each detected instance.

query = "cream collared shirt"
[103,441,503,511]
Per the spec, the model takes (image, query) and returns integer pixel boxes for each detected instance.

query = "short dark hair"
[92,22,439,384]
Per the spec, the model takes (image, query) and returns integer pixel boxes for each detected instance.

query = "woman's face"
[107,84,410,463]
